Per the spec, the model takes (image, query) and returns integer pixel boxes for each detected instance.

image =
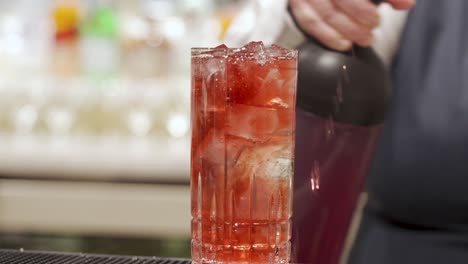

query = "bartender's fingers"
[385,0,415,10]
[290,0,352,51]
[312,0,374,47]
[332,0,380,28]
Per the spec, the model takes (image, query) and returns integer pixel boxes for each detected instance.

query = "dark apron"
[349,1,468,263]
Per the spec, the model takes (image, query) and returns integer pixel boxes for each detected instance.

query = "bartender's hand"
[289,0,415,51]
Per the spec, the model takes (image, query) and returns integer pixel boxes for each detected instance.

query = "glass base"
[191,240,290,264]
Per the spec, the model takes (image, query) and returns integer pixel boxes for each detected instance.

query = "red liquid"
[191,43,297,264]
[291,110,381,264]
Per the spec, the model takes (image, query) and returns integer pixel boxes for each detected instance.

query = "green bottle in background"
[80,0,120,79]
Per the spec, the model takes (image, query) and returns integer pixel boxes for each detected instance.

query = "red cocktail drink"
[191,42,297,264]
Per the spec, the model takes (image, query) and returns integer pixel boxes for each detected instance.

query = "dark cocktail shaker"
[289,1,391,263]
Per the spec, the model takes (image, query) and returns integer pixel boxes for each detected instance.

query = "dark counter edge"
[0,249,305,264]
[0,249,191,264]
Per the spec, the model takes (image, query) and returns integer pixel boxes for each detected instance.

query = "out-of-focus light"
[318,53,339,68]
[128,110,152,137]
[14,104,38,134]
[2,15,22,35]
[143,0,175,20]
[167,113,189,138]
[0,15,25,55]
[46,107,74,136]
[122,16,149,40]
[162,17,186,42]
[182,0,212,13]
[3,33,24,54]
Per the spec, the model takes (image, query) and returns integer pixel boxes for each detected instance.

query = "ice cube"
[229,139,293,221]
[215,44,228,50]
[253,68,293,108]
[198,129,225,164]
[205,70,225,104]
[204,45,227,73]
[227,104,279,141]
[242,41,265,53]
[195,44,229,58]
[262,67,281,80]
[197,129,254,166]
[266,97,289,108]
[211,44,229,57]
[255,53,267,66]
[234,142,293,180]
[266,44,295,58]
[226,134,255,165]
[258,68,284,90]
[205,58,225,77]
[242,41,267,65]
[226,57,256,105]
[202,58,226,109]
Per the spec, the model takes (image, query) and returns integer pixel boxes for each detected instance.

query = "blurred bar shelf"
[0,75,191,183]
[0,75,191,238]
[0,135,190,183]
[0,179,190,237]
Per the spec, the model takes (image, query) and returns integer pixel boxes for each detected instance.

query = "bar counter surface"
[0,249,304,264]
[0,249,191,264]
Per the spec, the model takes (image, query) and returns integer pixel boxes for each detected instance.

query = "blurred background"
[0,0,242,258]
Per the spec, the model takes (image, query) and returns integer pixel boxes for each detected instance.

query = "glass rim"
[191,46,298,59]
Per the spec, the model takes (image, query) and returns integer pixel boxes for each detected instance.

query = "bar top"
[0,249,191,264]
[0,249,306,264]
